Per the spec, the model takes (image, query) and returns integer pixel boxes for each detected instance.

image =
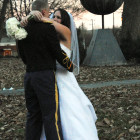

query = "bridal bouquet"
[6,17,27,40]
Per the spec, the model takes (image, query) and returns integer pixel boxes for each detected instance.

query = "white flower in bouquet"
[6,17,28,40]
[15,28,28,40]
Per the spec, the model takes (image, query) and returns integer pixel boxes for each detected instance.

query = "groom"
[17,0,73,140]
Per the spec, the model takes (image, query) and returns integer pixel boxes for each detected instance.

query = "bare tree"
[2,0,84,21]
[4,0,84,20]
[121,0,140,40]
[49,0,84,16]
[7,0,34,20]
[0,0,9,41]
[0,0,84,41]
[120,0,140,61]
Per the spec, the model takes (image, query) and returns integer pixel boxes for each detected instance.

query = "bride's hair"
[53,8,71,41]
[54,8,70,29]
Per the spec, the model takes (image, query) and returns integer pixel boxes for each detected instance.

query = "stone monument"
[80,0,127,66]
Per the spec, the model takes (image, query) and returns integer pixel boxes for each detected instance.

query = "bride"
[22,8,99,140]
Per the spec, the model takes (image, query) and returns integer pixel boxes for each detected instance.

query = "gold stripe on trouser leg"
[54,74,61,140]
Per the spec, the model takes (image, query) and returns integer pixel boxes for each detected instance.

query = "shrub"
[0,55,18,58]
[77,28,87,65]
[120,32,140,63]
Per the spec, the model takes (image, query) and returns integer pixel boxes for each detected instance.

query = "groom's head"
[32,0,49,17]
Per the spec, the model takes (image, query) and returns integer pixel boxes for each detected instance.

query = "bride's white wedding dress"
[40,44,99,140]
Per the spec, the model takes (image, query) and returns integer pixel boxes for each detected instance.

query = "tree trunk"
[121,0,140,40]
[10,0,14,16]
[0,0,9,41]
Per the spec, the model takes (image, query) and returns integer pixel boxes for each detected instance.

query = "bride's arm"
[20,11,71,41]
[42,17,71,41]
[20,11,43,27]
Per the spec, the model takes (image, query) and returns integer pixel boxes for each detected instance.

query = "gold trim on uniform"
[62,52,70,68]
[54,72,61,140]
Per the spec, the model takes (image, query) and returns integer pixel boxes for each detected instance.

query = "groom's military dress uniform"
[18,20,73,140]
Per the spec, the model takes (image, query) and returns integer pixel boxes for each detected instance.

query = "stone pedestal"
[83,29,127,66]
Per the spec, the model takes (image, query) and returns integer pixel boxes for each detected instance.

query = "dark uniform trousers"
[24,70,63,140]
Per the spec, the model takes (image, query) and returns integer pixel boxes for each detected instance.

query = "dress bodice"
[60,44,71,57]
[56,44,71,70]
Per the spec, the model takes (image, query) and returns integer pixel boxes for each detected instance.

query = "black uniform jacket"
[17,20,73,72]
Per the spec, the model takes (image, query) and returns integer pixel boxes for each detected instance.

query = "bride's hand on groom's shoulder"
[30,11,43,21]
[20,11,43,27]
[20,16,29,27]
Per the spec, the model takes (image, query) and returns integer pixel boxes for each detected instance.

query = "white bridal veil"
[50,12,80,75]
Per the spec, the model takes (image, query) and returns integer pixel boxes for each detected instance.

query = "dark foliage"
[0,55,19,58]
[120,32,140,63]
[77,28,87,65]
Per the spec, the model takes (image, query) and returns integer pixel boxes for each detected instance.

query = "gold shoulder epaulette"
[43,20,53,24]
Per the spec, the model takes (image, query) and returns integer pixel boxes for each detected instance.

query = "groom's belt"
[26,65,56,72]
